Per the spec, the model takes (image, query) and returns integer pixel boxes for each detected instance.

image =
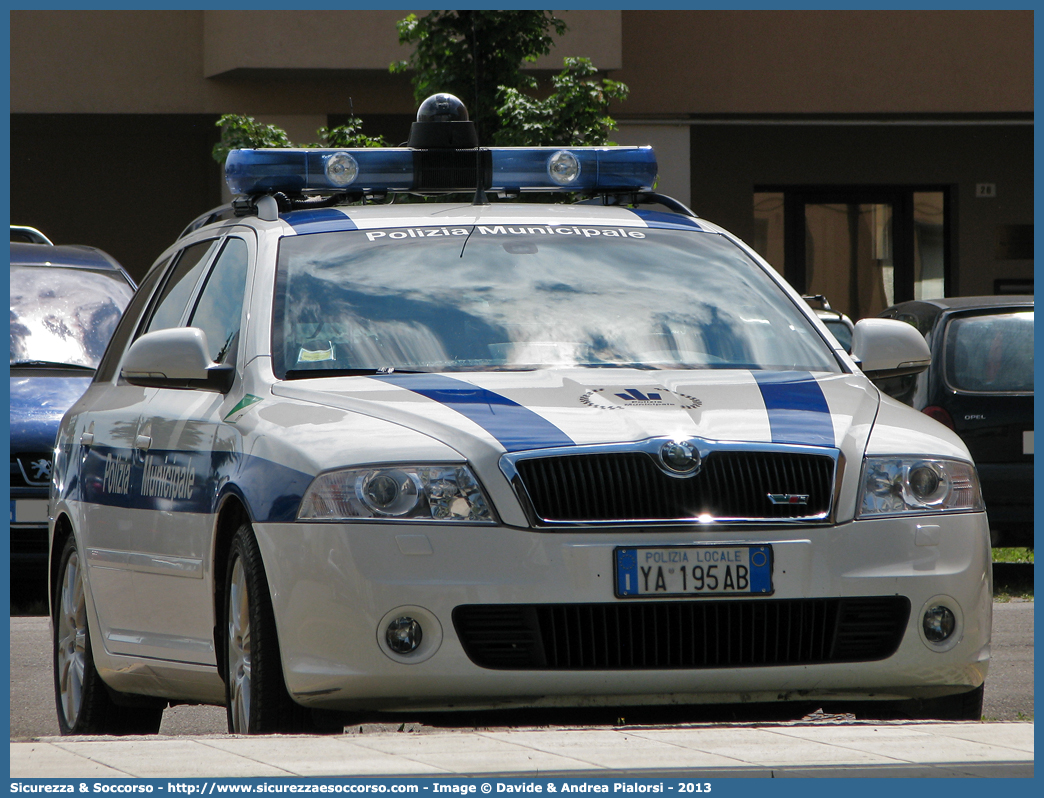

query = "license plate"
[10,499,48,524]
[615,545,773,598]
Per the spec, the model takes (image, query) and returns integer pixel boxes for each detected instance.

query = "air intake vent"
[454,597,909,670]
[513,450,834,523]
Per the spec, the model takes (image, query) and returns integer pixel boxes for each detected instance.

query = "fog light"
[922,605,956,643]
[386,616,423,654]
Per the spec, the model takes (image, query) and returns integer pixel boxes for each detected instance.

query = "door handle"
[134,434,152,451]
[80,431,94,446]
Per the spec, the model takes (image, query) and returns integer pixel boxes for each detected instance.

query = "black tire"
[896,683,985,721]
[52,535,164,735]
[223,523,313,733]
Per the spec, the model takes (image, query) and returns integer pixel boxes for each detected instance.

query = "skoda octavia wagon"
[50,96,991,735]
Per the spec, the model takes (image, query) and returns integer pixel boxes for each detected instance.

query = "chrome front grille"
[511,448,835,524]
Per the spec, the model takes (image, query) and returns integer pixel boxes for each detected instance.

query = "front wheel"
[53,535,164,735]
[223,523,313,733]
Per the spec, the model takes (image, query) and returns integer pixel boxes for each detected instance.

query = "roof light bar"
[224,146,657,197]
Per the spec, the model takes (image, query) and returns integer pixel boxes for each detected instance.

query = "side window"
[94,258,170,383]
[188,238,249,365]
[141,239,218,336]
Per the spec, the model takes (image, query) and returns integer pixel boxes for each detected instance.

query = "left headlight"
[298,464,495,523]
[858,456,983,518]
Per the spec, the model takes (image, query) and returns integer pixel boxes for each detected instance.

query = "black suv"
[878,296,1034,547]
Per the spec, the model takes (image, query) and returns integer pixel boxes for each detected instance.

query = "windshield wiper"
[10,360,96,372]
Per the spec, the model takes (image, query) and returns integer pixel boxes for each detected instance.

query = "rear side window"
[944,310,1034,393]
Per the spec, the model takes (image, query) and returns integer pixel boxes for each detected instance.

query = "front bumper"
[254,513,992,712]
[9,490,50,573]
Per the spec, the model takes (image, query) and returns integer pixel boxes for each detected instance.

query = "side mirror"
[122,327,234,393]
[851,318,931,381]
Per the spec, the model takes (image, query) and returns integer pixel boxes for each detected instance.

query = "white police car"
[50,95,991,735]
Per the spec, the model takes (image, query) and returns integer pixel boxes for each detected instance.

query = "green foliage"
[992,547,1034,563]
[212,115,386,164]
[212,114,293,164]
[495,57,629,147]
[392,10,566,142]
[315,118,387,149]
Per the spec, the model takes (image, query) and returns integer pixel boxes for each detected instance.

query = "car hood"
[10,373,93,451]
[273,368,880,459]
[272,368,984,523]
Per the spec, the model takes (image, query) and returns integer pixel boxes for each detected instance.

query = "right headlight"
[857,456,984,518]
[298,464,495,523]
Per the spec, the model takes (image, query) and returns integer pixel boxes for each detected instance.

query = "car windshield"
[272,225,841,378]
[10,265,134,369]
[944,309,1034,393]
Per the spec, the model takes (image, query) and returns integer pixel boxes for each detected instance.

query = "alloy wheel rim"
[227,557,252,733]
[56,549,87,729]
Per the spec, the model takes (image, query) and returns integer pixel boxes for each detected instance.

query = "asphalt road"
[9,600,1033,739]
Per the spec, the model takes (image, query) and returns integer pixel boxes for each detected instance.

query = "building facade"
[10,10,1033,318]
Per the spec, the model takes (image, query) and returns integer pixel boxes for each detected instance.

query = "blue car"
[10,240,135,589]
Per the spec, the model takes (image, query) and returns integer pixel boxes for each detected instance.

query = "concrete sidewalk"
[10,722,1034,779]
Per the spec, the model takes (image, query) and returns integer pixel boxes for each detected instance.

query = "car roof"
[10,241,126,272]
[886,295,1033,313]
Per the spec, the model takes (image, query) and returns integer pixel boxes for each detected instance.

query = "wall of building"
[10,115,223,278]
[10,10,621,116]
[13,10,1030,116]
[684,122,1033,297]
[614,10,1032,115]
[9,10,1032,294]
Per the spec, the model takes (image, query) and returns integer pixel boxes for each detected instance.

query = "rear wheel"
[224,523,313,733]
[53,535,164,735]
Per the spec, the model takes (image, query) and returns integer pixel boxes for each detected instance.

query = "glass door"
[753,188,948,321]
[803,201,894,320]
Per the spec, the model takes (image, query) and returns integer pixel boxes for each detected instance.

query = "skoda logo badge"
[660,440,701,476]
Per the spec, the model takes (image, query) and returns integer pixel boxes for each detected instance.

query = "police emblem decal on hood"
[579,387,702,411]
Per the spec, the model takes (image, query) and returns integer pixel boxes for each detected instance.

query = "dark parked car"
[10,241,135,589]
[878,296,1034,546]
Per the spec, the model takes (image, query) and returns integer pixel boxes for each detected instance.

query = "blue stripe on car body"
[752,371,835,447]
[75,445,313,524]
[282,208,359,235]
[628,209,705,231]
[373,373,575,453]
